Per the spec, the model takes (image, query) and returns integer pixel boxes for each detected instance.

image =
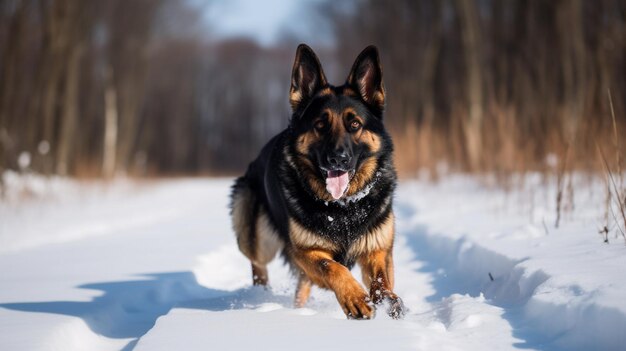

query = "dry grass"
[389,93,626,244]
[597,90,626,244]
[392,102,625,179]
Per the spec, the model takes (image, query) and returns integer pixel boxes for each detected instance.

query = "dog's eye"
[350,120,362,131]
[314,120,326,131]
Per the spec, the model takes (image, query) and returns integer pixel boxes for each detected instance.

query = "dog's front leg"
[358,249,405,319]
[293,248,373,319]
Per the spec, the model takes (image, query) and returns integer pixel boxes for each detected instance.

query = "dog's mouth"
[324,169,355,200]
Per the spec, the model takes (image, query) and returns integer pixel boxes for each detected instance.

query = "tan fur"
[292,248,373,318]
[289,89,302,111]
[296,132,317,156]
[232,186,281,286]
[288,212,397,318]
[345,156,377,196]
[292,134,337,202]
[358,248,397,304]
[254,209,282,265]
[372,89,385,107]
[289,218,338,251]
[294,154,335,202]
[287,139,335,202]
[328,109,346,142]
[343,87,358,97]
[231,185,255,259]
[304,174,334,201]
[342,107,359,119]
[348,212,394,257]
[251,263,268,286]
[294,275,312,307]
[359,130,381,153]
[318,87,333,96]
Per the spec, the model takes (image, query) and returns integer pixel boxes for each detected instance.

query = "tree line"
[0,0,624,180]
[331,0,626,176]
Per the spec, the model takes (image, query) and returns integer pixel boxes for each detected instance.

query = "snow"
[1,174,625,350]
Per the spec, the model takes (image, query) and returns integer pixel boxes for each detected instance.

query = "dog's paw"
[371,289,406,319]
[385,295,406,319]
[339,290,375,320]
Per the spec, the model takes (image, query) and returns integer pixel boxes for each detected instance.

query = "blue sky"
[202,0,333,46]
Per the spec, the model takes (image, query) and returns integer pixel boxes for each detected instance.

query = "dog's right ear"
[290,44,327,112]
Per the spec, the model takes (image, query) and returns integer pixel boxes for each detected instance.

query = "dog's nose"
[327,152,351,168]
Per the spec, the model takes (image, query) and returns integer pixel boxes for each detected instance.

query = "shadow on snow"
[0,271,288,350]
[394,201,559,351]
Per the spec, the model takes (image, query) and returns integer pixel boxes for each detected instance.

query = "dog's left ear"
[290,44,327,112]
[347,46,385,113]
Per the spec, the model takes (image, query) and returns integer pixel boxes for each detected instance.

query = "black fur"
[230,44,396,269]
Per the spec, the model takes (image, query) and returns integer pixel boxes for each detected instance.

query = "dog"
[230,44,404,319]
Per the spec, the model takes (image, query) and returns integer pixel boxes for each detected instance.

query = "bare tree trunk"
[116,76,141,174]
[56,43,83,175]
[40,58,62,172]
[421,1,443,126]
[456,0,484,170]
[103,65,118,179]
[39,0,73,174]
[419,1,443,173]
[0,0,29,171]
[558,0,586,140]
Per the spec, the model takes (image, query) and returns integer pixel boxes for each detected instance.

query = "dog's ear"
[290,44,327,112]
[347,45,385,113]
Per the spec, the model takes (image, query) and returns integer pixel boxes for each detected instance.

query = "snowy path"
[1,177,625,350]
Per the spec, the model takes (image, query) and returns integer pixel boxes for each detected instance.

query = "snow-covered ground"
[1,174,625,351]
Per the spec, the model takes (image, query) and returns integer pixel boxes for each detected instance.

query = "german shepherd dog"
[230,44,404,319]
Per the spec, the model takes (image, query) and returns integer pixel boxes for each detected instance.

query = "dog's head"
[288,44,391,202]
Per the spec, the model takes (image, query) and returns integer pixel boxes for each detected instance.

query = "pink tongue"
[326,171,349,200]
